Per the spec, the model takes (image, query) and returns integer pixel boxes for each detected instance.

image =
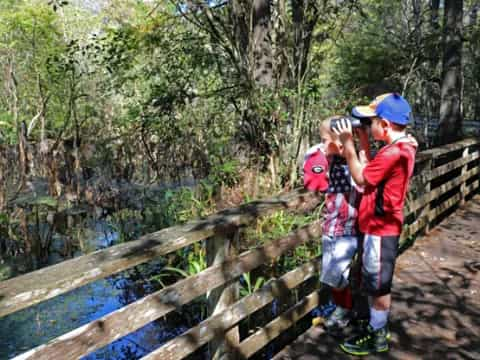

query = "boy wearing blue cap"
[333,93,418,355]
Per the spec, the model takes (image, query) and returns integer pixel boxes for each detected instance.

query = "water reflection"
[0,223,205,360]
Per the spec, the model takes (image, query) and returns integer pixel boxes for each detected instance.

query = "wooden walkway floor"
[273,195,480,360]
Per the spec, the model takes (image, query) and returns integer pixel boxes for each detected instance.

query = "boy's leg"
[370,294,391,329]
[350,235,370,323]
[331,287,352,309]
[316,235,358,331]
[340,234,399,355]
[323,287,352,330]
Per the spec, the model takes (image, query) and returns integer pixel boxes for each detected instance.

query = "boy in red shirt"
[333,93,417,355]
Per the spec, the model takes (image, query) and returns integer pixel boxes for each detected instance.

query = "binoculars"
[330,116,372,131]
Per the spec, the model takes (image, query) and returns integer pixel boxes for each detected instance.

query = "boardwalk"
[274,195,480,360]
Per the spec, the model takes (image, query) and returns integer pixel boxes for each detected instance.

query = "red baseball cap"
[303,147,329,192]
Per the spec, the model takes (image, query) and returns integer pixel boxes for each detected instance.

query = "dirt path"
[273,195,480,359]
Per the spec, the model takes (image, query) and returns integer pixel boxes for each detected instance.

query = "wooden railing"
[2,138,479,360]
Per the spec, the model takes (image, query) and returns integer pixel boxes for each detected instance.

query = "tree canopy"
[0,0,478,198]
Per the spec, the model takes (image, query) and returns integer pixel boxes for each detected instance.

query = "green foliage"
[151,242,207,287]
[240,272,266,297]
[107,208,143,243]
[0,213,8,225]
[329,1,408,97]
[244,206,324,273]
[0,1,65,140]
[207,159,240,188]
[0,262,13,281]
[143,186,215,230]
[250,207,322,244]
[0,112,16,143]
[14,195,58,208]
[464,4,480,120]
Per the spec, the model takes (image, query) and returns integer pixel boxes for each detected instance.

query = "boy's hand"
[332,117,353,144]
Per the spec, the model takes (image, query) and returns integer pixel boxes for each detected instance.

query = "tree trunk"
[18,121,29,187]
[252,0,273,86]
[437,0,463,145]
[412,0,422,46]
[427,0,442,123]
[287,0,319,186]
[431,0,440,29]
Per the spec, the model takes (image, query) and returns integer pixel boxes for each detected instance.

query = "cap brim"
[352,106,377,118]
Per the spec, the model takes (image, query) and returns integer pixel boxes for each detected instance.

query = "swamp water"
[0,203,325,359]
[0,221,205,360]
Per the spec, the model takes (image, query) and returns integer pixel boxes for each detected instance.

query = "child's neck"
[385,131,407,145]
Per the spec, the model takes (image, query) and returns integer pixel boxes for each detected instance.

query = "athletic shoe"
[339,324,389,356]
[324,306,350,332]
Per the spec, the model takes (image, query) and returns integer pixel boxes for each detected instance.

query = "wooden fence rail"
[3,138,480,360]
[0,190,322,318]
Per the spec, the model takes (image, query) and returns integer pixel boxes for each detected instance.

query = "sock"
[369,307,389,330]
[332,288,353,309]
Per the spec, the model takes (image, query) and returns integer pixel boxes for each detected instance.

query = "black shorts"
[359,234,399,296]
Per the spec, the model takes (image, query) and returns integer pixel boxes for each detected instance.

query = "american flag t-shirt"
[323,156,362,237]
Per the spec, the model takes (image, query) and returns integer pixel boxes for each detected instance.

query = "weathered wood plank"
[14,221,323,360]
[237,291,320,358]
[428,150,479,182]
[405,165,480,216]
[206,231,240,360]
[0,190,322,318]
[408,150,479,202]
[418,138,479,158]
[405,192,454,239]
[403,178,479,239]
[413,156,433,234]
[140,258,322,360]
[460,147,470,206]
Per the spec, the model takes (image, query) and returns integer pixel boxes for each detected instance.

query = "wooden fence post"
[206,230,240,360]
[417,155,433,234]
[460,145,469,206]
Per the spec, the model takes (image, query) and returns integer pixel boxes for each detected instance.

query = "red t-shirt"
[359,141,416,236]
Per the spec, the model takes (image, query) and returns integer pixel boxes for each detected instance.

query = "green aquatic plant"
[240,271,266,297]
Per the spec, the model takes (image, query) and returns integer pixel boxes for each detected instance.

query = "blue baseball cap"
[351,93,412,125]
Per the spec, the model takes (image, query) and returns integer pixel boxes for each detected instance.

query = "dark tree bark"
[292,0,319,84]
[412,0,422,46]
[431,0,440,29]
[252,0,273,86]
[437,0,463,145]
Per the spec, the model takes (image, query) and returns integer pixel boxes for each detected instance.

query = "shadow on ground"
[273,196,480,360]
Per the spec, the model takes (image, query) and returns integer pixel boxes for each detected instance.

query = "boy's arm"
[333,119,367,186]
[355,127,372,161]
[341,135,367,186]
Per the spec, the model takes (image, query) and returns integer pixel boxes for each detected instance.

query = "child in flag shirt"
[304,116,369,333]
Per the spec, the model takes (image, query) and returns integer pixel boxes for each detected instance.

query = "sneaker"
[324,306,350,332]
[350,318,369,333]
[350,319,392,341]
[311,301,336,327]
[339,324,389,356]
